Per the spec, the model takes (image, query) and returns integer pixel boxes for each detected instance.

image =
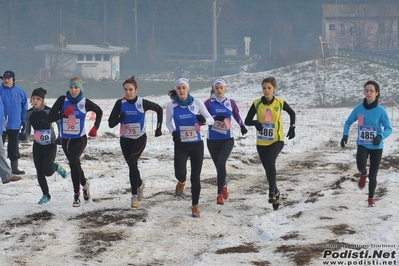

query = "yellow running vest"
[254,97,285,146]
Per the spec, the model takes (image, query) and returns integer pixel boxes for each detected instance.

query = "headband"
[174,77,189,90]
[212,78,226,88]
[69,81,83,90]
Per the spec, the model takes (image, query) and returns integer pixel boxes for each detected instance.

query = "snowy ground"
[1,58,399,265]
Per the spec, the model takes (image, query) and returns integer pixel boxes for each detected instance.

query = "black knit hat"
[31,87,47,100]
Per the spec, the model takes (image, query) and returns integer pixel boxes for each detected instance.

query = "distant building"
[34,43,129,80]
[322,3,399,54]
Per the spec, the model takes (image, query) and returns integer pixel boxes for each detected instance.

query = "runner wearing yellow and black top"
[244,77,295,210]
[108,75,163,208]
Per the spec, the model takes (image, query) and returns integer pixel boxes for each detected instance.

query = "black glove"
[286,126,295,140]
[18,132,27,141]
[372,135,382,146]
[255,122,263,131]
[214,115,225,122]
[155,128,162,137]
[340,135,348,148]
[240,126,248,135]
[118,112,125,122]
[196,114,206,123]
[172,131,181,143]
[55,137,62,145]
[20,122,26,133]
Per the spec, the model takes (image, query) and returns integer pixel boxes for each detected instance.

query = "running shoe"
[73,194,81,207]
[358,174,368,190]
[55,163,67,179]
[192,205,200,218]
[131,195,139,208]
[217,194,224,205]
[222,185,229,200]
[83,183,90,201]
[137,181,145,201]
[175,180,186,197]
[38,195,51,204]
[368,198,376,207]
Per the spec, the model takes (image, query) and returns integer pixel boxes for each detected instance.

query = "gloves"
[196,114,206,123]
[55,137,62,145]
[20,122,26,133]
[155,128,162,137]
[255,122,263,131]
[118,112,125,122]
[372,135,382,146]
[340,135,348,148]
[286,126,295,140]
[214,115,225,122]
[172,131,181,143]
[88,126,98,137]
[240,125,248,135]
[18,132,27,141]
[64,106,75,116]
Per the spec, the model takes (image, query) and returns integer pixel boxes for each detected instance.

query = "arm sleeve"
[283,101,296,126]
[21,92,28,123]
[47,96,66,123]
[85,98,103,128]
[343,109,357,136]
[198,99,214,125]
[143,99,163,129]
[380,109,392,139]
[108,99,122,129]
[165,102,175,133]
[25,111,32,136]
[230,99,245,126]
[244,104,258,126]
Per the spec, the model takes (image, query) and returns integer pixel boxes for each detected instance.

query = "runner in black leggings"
[245,77,295,210]
[24,87,67,204]
[341,80,392,207]
[48,77,103,207]
[204,78,247,205]
[166,77,214,218]
[108,75,163,208]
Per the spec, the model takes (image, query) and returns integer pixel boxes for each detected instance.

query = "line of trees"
[0,0,397,78]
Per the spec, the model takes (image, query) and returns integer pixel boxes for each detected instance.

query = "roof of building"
[34,43,129,54]
[322,4,399,19]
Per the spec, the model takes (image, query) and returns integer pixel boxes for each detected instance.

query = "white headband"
[212,78,226,88]
[175,77,189,90]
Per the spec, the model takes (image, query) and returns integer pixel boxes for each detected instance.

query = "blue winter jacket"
[0,97,4,135]
[0,83,28,130]
[343,100,392,149]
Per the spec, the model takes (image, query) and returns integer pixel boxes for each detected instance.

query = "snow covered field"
[1,57,399,265]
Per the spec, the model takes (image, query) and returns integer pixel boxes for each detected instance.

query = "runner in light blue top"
[341,80,392,207]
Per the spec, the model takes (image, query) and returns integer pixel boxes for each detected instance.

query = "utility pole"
[212,0,217,77]
[134,0,138,52]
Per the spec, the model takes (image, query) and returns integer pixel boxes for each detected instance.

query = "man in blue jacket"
[0,95,22,184]
[0,70,28,175]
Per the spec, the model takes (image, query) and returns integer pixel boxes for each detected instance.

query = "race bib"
[359,126,376,145]
[212,120,229,134]
[257,123,275,141]
[120,123,141,139]
[34,129,52,145]
[63,118,80,135]
[179,126,198,142]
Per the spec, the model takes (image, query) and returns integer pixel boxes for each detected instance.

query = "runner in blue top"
[341,80,392,207]
[108,75,163,208]
[24,87,67,204]
[48,77,103,207]
[166,77,214,218]
[204,78,247,205]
